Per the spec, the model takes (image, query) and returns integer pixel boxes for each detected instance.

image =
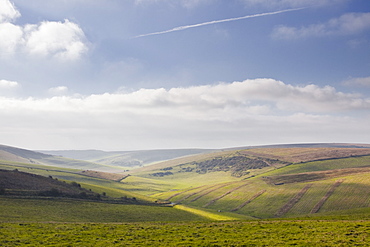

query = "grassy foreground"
[1,220,369,246]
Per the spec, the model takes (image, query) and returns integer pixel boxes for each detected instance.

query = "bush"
[70,181,81,188]
[38,188,61,197]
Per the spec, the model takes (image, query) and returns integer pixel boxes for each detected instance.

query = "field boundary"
[275,184,312,217]
[175,184,223,203]
[203,183,249,207]
[190,183,233,202]
[231,190,266,212]
[310,179,344,214]
[165,185,206,201]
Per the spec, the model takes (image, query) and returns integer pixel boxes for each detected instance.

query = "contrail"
[133,7,305,39]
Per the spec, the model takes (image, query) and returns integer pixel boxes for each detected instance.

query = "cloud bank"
[1,79,369,150]
[0,0,88,60]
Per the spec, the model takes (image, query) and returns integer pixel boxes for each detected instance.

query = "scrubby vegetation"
[180,154,289,177]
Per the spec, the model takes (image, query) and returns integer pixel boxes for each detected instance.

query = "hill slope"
[0,144,125,172]
[126,146,370,219]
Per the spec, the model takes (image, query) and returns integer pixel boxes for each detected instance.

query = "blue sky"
[0,0,369,150]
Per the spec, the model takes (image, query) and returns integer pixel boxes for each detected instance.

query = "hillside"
[1,143,370,220]
[126,145,370,219]
[0,144,126,172]
[0,169,100,199]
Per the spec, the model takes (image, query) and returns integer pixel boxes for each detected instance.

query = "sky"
[0,0,370,151]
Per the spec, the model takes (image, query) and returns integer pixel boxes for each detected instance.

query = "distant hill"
[0,144,125,172]
[40,149,216,169]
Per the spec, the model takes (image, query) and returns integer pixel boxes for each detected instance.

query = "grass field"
[1,220,369,246]
[0,197,206,223]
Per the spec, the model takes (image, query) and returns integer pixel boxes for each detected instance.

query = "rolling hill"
[125,144,370,219]
[0,144,126,172]
[1,143,370,221]
[40,148,216,169]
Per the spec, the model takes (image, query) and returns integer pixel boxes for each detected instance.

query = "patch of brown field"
[264,166,370,185]
[80,170,128,181]
[240,148,370,163]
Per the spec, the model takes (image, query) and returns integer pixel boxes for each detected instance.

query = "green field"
[1,220,369,246]
[0,197,206,223]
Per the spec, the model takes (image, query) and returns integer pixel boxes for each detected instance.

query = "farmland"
[1,219,369,246]
[1,143,370,245]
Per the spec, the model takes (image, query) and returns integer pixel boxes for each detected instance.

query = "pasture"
[1,220,369,246]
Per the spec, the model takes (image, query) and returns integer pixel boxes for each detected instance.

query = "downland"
[1,143,370,245]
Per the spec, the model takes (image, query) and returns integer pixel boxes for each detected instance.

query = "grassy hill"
[0,169,100,199]
[0,145,126,172]
[124,146,370,219]
[1,143,370,246]
[2,143,370,221]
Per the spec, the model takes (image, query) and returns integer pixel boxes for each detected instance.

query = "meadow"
[1,220,369,246]
[0,198,205,223]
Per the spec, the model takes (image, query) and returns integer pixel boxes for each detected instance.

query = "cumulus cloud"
[1,79,369,117]
[272,12,370,39]
[0,78,369,150]
[24,20,88,60]
[0,0,20,23]
[0,0,88,60]
[48,86,69,95]
[0,79,19,88]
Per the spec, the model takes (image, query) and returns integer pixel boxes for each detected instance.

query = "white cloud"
[0,78,369,150]
[343,76,370,87]
[48,86,69,95]
[0,22,23,54]
[0,0,20,23]
[24,20,88,60]
[272,12,370,39]
[0,0,88,60]
[1,79,369,117]
[0,79,19,88]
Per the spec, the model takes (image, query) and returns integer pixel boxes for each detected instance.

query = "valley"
[1,143,370,245]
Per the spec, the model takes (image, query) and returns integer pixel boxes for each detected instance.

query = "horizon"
[3,141,370,153]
